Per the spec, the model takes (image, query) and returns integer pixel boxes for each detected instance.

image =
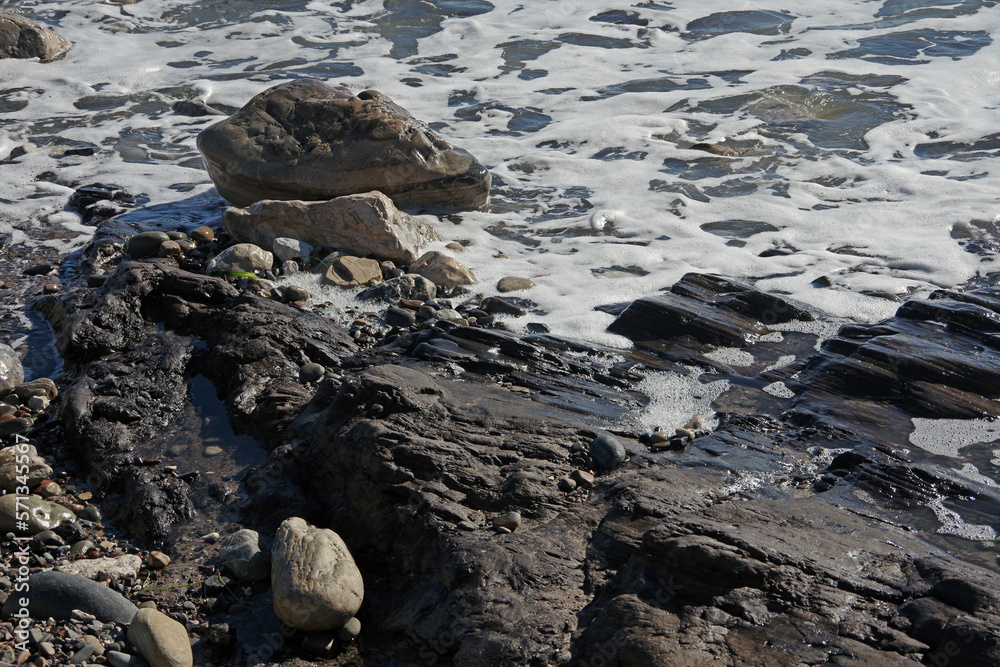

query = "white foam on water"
[909,418,1000,459]
[3,0,1000,337]
[704,347,754,368]
[634,369,730,433]
[762,381,796,399]
[927,498,997,542]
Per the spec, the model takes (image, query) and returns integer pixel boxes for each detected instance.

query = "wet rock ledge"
[10,248,999,667]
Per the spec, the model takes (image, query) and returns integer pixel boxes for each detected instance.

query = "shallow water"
[3,0,1000,549]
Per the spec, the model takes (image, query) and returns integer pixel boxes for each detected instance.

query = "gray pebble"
[589,433,626,470]
[299,362,325,383]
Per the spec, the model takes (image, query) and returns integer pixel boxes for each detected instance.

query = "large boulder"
[0,12,70,61]
[271,517,364,631]
[197,80,491,210]
[223,191,440,265]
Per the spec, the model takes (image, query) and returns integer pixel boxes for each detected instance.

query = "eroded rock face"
[0,12,70,62]
[271,517,364,631]
[198,80,491,210]
[224,192,440,265]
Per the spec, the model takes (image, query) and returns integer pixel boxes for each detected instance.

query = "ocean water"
[4,1,1000,543]
[4,0,1000,343]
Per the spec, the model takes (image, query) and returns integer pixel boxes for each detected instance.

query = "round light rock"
[205,243,273,275]
[496,276,535,293]
[128,607,193,667]
[272,517,364,631]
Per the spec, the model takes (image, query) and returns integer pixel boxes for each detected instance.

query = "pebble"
[283,285,310,302]
[157,240,182,258]
[203,446,223,457]
[457,521,477,531]
[299,362,325,383]
[589,433,627,470]
[557,476,577,492]
[78,506,101,522]
[337,616,361,642]
[493,511,521,531]
[146,551,170,570]
[127,232,170,259]
[27,395,49,411]
[37,481,60,498]
[190,226,214,243]
[384,307,416,327]
[42,283,59,294]
[87,274,108,288]
[496,276,536,293]
[570,469,595,488]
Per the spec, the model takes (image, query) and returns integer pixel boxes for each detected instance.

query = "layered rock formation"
[32,255,1000,666]
[197,80,491,210]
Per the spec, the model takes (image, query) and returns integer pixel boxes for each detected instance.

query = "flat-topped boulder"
[197,80,491,210]
[223,191,439,265]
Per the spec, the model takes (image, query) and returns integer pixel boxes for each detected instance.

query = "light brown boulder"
[204,243,273,275]
[271,517,364,632]
[0,13,70,62]
[223,192,439,265]
[128,608,193,667]
[197,80,491,210]
[320,256,382,288]
[409,251,478,287]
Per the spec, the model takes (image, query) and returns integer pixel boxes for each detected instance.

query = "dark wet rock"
[608,272,811,347]
[356,274,436,303]
[171,99,223,117]
[794,286,1000,426]
[1,571,137,624]
[223,192,439,265]
[31,258,1000,667]
[68,183,145,225]
[197,79,491,210]
[0,12,70,61]
[384,307,416,328]
[31,261,355,545]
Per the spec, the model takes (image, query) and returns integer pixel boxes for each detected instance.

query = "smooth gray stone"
[1,570,138,624]
[589,433,626,470]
